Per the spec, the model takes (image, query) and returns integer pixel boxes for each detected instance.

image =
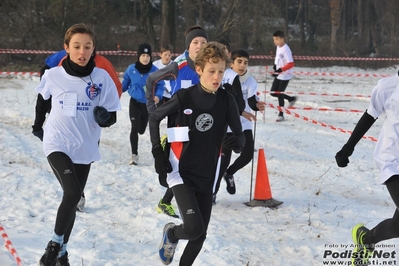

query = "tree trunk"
[182,1,197,28]
[160,0,176,50]
[330,0,342,55]
[139,0,156,48]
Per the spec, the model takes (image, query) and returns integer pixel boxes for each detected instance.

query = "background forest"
[1,0,399,70]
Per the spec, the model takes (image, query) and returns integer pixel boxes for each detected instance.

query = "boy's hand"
[335,144,354,167]
[256,101,266,112]
[242,111,256,121]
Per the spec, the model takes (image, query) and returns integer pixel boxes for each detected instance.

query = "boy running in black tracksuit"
[148,42,244,265]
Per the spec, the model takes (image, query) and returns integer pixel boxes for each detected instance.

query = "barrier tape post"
[263,66,268,123]
[0,223,22,266]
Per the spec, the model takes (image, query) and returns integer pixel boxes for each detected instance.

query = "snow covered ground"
[0,65,398,266]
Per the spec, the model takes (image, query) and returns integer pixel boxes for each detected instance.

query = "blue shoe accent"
[159,223,178,265]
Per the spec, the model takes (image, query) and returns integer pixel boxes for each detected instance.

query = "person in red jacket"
[270,30,297,122]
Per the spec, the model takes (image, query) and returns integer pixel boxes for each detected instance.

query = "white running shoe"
[288,96,298,107]
[159,223,178,265]
[276,115,285,122]
[77,195,85,212]
[129,154,139,165]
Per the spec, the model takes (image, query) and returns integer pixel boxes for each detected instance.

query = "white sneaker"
[129,154,139,165]
[159,223,178,265]
[77,195,85,212]
[276,115,285,122]
[288,96,298,107]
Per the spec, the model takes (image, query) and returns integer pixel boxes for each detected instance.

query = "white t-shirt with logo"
[275,43,294,80]
[36,66,121,164]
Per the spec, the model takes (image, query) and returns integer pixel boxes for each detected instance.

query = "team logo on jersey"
[85,82,102,100]
[183,109,193,115]
[195,113,213,132]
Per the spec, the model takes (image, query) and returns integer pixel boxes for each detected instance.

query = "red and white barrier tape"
[284,106,364,113]
[267,103,377,142]
[261,70,391,78]
[264,90,371,98]
[0,70,389,81]
[0,71,40,76]
[2,49,399,61]
[0,224,22,266]
[290,71,391,78]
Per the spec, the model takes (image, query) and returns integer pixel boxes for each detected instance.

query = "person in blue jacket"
[122,43,164,165]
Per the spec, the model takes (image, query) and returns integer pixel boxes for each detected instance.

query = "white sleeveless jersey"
[36,66,121,164]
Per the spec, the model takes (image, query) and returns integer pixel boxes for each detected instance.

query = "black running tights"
[270,78,294,116]
[214,130,254,195]
[47,152,90,244]
[129,98,148,155]
[365,175,399,244]
[170,184,213,266]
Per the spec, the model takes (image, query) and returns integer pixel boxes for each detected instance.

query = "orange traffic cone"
[245,148,283,208]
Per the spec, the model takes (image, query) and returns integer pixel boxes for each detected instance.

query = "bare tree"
[160,0,176,49]
[139,0,156,47]
[330,0,343,55]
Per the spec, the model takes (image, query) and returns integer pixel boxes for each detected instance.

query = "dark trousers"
[170,184,213,266]
[270,78,294,116]
[214,130,254,195]
[162,187,174,203]
[129,98,148,155]
[47,152,90,244]
[365,175,399,245]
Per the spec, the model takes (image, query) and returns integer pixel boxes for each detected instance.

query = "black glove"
[158,173,168,188]
[223,135,243,153]
[273,64,277,71]
[32,128,44,141]
[275,68,282,73]
[93,106,110,125]
[335,144,354,167]
[152,144,172,174]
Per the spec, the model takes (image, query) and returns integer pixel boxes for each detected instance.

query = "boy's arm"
[225,94,245,152]
[231,76,245,114]
[275,62,295,73]
[121,67,131,93]
[146,62,179,113]
[148,95,180,146]
[32,94,51,132]
[335,111,377,167]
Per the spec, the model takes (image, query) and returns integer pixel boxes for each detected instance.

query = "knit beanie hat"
[185,28,208,50]
[137,43,152,58]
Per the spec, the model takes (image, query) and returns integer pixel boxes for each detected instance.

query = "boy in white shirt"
[152,44,174,104]
[270,30,297,122]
